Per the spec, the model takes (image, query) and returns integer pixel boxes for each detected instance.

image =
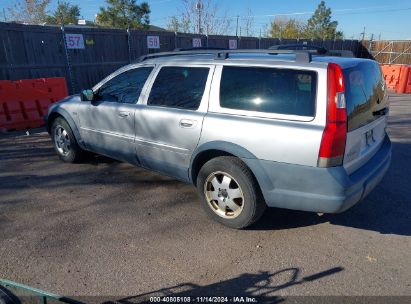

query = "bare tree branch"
[241,8,254,37]
[7,0,51,24]
[168,0,232,35]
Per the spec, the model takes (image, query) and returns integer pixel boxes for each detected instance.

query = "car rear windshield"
[219,66,317,117]
[343,61,388,132]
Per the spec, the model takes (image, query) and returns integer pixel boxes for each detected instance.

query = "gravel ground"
[0,95,410,303]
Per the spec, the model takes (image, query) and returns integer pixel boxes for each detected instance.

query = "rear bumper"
[245,135,392,213]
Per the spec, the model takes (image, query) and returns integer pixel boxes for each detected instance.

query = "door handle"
[118,111,130,118]
[179,119,197,128]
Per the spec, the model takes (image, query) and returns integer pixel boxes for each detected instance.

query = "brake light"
[318,63,347,167]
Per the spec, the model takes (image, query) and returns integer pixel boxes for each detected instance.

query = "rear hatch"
[342,60,389,174]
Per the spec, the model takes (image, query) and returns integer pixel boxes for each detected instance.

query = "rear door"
[343,60,389,174]
[135,65,214,181]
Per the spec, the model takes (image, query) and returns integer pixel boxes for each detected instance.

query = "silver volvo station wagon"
[47,49,391,228]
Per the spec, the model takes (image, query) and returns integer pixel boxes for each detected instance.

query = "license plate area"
[344,117,387,174]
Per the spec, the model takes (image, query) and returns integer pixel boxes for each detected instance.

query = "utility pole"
[196,0,203,34]
[368,33,374,54]
[361,26,366,41]
[3,8,6,22]
[235,15,239,37]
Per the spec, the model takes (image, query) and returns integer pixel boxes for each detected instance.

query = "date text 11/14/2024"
[149,296,258,303]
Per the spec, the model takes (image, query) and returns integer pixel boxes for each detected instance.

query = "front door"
[77,66,154,164]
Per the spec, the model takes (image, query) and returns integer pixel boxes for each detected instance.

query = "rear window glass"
[343,61,386,131]
[219,66,317,117]
[148,67,209,110]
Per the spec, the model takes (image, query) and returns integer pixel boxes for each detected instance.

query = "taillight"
[318,63,347,167]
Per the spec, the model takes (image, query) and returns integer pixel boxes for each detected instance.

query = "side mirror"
[80,89,95,102]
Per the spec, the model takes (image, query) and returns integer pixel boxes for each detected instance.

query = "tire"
[51,117,87,163]
[0,285,21,304]
[196,156,266,229]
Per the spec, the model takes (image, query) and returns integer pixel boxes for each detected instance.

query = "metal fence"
[366,40,411,65]
[0,22,384,94]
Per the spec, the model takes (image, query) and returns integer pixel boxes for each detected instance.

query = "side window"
[219,66,317,117]
[147,67,209,110]
[97,67,153,104]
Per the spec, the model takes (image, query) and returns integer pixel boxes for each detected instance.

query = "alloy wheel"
[204,171,244,219]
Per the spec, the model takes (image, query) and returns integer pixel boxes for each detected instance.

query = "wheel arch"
[47,108,85,149]
[189,141,272,194]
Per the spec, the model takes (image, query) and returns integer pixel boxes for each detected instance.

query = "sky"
[1,0,410,40]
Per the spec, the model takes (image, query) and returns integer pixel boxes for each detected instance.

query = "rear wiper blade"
[373,107,389,116]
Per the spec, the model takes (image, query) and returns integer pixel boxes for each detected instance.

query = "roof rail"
[137,50,218,62]
[269,44,328,54]
[214,49,312,62]
[137,49,312,63]
[327,50,355,58]
[269,44,355,58]
[173,47,226,51]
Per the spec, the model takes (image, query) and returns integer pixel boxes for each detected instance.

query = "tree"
[7,0,51,24]
[167,0,231,35]
[269,17,305,39]
[45,1,80,25]
[96,0,150,29]
[267,1,343,40]
[166,15,190,33]
[305,1,343,39]
[241,8,254,37]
